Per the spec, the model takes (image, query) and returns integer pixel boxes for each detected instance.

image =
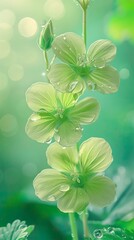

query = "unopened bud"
[38,19,54,51]
[75,0,90,9]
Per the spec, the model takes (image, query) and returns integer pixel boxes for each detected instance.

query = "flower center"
[71,173,85,188]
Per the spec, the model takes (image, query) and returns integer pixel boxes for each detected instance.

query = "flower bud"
[38,19,54,51]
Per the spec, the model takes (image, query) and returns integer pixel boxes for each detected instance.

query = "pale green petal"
[55,121,82,147]
[26,82,57,112]
[88,66,120,94]
[85,176,116,207]
[52,32,86,65]
[33,169,69,202]
[25,113,55,143]
[57,91,76,109]
[79,138,113,173]
[57,187,90,213]
[46,142,78,172]
[70,97,100,124]
[88,39,116,68]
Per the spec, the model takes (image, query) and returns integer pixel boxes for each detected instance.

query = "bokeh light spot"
[0,23,13,40]
[0,40,10,59]
[0,72,8,90]
[18,17,38,37]
[8,64,24,81]
[0,9,16,26]
[0,114,18,137]
[120,68,130,79]
[43,0,65,20]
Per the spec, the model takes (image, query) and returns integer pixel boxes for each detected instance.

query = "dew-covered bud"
[38,19,54,51]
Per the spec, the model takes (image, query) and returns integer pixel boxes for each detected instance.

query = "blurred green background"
[0,0,134,239]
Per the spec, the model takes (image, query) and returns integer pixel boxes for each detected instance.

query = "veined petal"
[52,32,86,65]
[85,176,116,207]
[88,66,120,94]
[33,169,69,202]
[88,39,116,68]
[79,138,113,173]
[54,121,82,147]
[57,91,77,109]
[26,82,57,112]
[57,187,90,213]
[25,113,55,143]
[46,142,78,172]
[70,97,100,124]
[48,63,84,93]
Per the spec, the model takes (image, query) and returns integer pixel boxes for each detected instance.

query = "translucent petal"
[46,142,78,172]
[88,39,116,68]
[57,187,90,213]
[88,66,120,94]
[70,97,100,124]
[57,91,77,109]
[25,113,55,143]
[26,82,57,112]
[79,138,113,173]
[54,121,82,147]
[52,32,86,65]
[33,169,69,201]
[85,176,116,207]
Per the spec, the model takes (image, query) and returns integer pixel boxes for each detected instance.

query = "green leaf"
[33,169,68,202]
[57,187,89,213]
[52,32,86,65]
[38,19,54,51]
[70,97,100,124]
[85,176,116,207]
[88,39,116,68]
[88,66,120,94]
[54,121,82,147]
[25,112,55,143]
[0,220,34,240]
[26,82,57,112]
[79,138,113,173]
[48,63,84,93]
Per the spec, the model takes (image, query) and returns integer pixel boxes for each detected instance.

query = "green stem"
[83,8,87,47]
[43,50,49,71]
[82,209,93,240]
[69,213,79,240]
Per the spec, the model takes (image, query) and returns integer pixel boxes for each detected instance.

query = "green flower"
[33,137,116,213]
[47,32,120,94]
[25,82,100,146]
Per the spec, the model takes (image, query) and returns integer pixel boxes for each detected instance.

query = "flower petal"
[79,138,113,173]
[46,142,78,172]
[88,66,120,94]
[70,97,100,124]
[57,91,77,109]
[52,32,86,65]
[26,82,57,112]
[85,176,116,207]
[55,121,82,147]
[48,63,84,93]
[25,113,55,143]
[88,39,116,68]
[33,169,69,202]
[57,187,90,213]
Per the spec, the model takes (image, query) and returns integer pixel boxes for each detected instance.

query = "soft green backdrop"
[0,0,134,239]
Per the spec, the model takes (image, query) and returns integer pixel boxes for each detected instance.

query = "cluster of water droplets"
[47,183,70,202]
[93,227,134,239]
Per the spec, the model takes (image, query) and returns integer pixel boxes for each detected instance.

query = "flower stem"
[82,209,93,240]
[43,50,49,71]
[69,213,79,240]
[83,8,87,47]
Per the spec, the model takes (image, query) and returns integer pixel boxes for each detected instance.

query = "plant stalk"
[82,209,93,240]
[43,50,49,71]
[83,8,87,47]
[69,213,79,240]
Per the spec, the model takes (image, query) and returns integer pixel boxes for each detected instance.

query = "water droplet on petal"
[68,81,78,92]
[60,184,70,192]
[87,81,95,91]
[93,229,103,239]
[75,126,81,131]
[47,195,56,201]
[46,138,52,144]
[63,36,66,40]
[55,134,61,143]
[31,114,41,121]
